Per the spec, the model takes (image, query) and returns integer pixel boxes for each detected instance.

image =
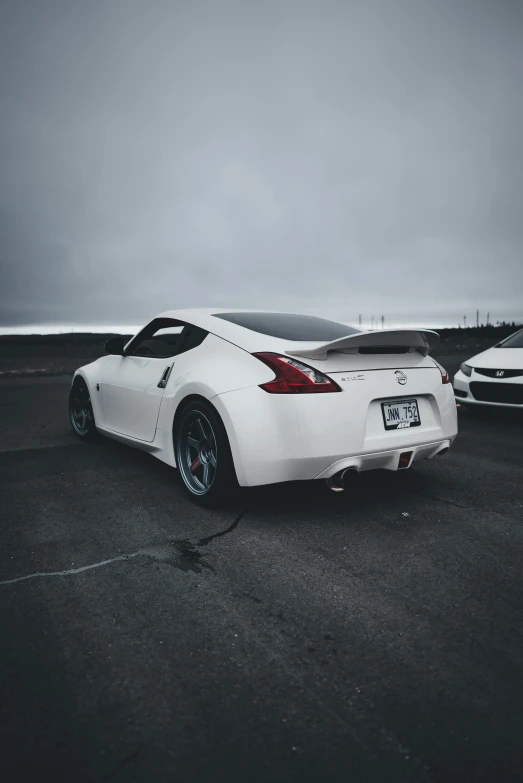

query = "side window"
[177,326,208,354]
[128,319,186,358]
[127,319,208,358]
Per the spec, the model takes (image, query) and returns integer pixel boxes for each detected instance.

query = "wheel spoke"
[202,463,210,487]
[196,417,208,442]
[208,452,217,468]
[187,436,200,450]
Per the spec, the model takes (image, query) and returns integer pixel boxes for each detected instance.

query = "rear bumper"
[213,383,458,487]
[314,440,451,479]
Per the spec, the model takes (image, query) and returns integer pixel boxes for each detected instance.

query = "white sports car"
[453,327,523,409]
[69,309,457,504]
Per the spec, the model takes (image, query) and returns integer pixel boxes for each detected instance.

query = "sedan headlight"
[460,363,472,377]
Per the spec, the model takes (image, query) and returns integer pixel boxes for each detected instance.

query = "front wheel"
[69,378,98,440]
[174,400,238,506]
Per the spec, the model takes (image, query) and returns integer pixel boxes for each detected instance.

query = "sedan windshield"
[499,329,523,348]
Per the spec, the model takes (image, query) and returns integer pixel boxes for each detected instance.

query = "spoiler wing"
[286,328,440,360]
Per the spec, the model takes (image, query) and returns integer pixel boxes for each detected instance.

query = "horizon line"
[1,318,522,336]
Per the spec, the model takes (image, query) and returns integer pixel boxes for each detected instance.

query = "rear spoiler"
[286,328,440,361]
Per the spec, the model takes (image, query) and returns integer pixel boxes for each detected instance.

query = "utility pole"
[381,315,384,329]
[476,309,479,328]
[359,314,362,328]
[371,315,374,330]
[487,311,490,326]
[464,315,467,328]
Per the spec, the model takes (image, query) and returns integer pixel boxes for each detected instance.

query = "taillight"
[252,353,341,394]
[431,358,450,384]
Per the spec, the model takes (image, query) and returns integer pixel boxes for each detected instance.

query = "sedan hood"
[467,346,523,370]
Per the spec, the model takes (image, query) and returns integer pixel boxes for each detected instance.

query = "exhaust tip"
[326,467,361,492]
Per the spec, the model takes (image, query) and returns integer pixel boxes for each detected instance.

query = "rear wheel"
[69,378,98,440]
[174,400,238,506]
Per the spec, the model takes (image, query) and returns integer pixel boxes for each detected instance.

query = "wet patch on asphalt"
[136,538,214,574]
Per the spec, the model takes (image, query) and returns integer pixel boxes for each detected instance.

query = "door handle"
[157,364,173,389]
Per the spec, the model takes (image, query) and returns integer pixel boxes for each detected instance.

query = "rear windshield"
[499,329,523,348]
[212,312,359,341]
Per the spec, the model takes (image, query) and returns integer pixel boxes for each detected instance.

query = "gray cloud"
[1,0,522,327]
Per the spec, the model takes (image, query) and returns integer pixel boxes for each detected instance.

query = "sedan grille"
[474,368,523,379]
[470,382,523,405]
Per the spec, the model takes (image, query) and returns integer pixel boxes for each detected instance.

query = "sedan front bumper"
[454,370,523,409]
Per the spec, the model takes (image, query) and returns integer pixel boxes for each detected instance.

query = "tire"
[174,399,239,506]
[69,377,98,440]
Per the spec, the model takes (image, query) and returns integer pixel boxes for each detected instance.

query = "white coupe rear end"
[211,323,456,487]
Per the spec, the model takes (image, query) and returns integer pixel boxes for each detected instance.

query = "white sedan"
[69,309,457,504]
[453,327,523,409]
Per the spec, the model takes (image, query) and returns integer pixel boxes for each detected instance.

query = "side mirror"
[105,336,126,355]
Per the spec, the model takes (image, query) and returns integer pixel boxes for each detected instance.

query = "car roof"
[155,308,352,353]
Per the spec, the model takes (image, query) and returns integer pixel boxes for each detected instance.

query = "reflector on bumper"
[398,451,413,469]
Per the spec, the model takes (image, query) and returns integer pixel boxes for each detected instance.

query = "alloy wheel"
[177,410,218,495]
[70,382,94,436]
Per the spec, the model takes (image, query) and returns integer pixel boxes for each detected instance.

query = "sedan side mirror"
[105,336,126,355]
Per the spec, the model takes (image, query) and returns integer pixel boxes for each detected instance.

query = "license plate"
[381,398,421,430]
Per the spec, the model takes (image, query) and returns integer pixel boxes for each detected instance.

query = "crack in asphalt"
[197,510,245,546]
[0,510,247,586]
[410,490,471,510]
[0,553,141,585]
[103,745,145,781]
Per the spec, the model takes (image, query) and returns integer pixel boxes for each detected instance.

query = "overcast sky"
[1,0,522,329]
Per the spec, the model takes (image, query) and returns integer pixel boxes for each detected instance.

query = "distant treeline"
[437,322,522,341]
[0,332,132,346]
[0,322,521,347]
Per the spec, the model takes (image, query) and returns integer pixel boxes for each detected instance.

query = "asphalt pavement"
[1,376,523,782]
